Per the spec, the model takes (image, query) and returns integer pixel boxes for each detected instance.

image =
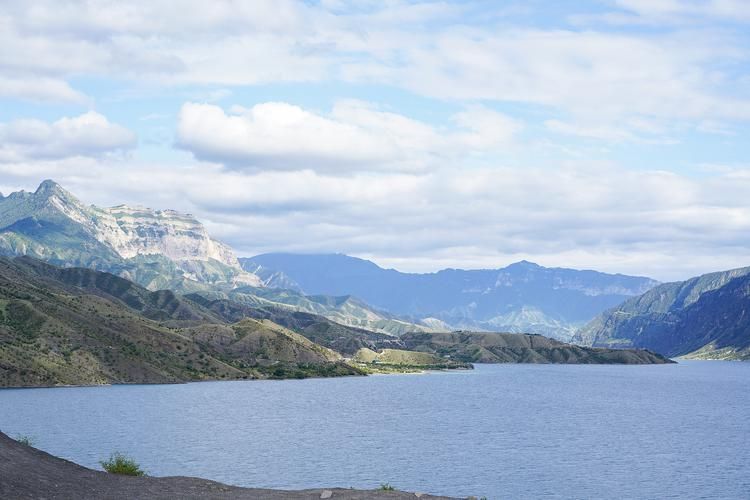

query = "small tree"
[100,452,146,476]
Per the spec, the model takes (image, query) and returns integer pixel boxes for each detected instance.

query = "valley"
[4,5,748,498]
[2,180,750,392]
[242,253,658,340]
[0,255,669,388]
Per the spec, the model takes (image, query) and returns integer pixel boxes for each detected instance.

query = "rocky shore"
[0,432,459,499]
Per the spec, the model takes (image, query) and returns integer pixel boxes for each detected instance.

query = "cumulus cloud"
[176,101,520,171]
[0,0,748,137]
[0,112,136,162]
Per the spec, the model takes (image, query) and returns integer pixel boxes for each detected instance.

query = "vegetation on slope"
[401,331,673,364]
[351,347,472,373]
[0,257,363,387]
[100,453,146,476]
[0,256,677,389]
[185,293,402,355]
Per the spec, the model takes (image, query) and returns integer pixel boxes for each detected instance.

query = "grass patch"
[100,452,146,476]
[379,483,395,491]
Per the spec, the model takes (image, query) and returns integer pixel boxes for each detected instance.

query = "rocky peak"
[33,180,81,206]
[34,179,63,196]
[0,180,90,230]
[0,180,263,288]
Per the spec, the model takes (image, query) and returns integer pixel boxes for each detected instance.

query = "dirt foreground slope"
[0,432,459,500]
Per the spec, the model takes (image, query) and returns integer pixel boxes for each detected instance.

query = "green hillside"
[0,257,362,387]
[401,331,673,364]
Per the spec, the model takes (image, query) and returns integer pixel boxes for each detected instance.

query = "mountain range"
[0,256,366,386]
[574,266,750,360]
[4,180,749,362]
[242,253,658,340]
[0,181,421,335]
[0,256,670,387]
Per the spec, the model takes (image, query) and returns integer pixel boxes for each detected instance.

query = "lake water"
[1,362,748,499]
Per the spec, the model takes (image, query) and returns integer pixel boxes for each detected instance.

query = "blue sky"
[1,0,749,280]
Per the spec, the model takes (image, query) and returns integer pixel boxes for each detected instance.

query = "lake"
[1,362,748,499]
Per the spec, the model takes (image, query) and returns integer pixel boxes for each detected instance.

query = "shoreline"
[0,365,473,390]
[0,431,463,499]
[3,356,707,391]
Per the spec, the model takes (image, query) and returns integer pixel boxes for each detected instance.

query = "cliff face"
[0,180,261,290]
[93,205,239,267]
[574,267,750,359]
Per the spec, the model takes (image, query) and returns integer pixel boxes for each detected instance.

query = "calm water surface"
[1,362,748,499]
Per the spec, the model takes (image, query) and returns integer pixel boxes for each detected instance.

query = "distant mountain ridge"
[0,181,660,341]
[241,253,658,340]
[574,266,750,360]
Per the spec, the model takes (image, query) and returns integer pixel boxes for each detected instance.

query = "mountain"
[183,294,402,355]
[400,331,672,364]
[205,286,431,336]
[574,267,750,359]
[0,256,362,387]
[351,347,473,370]
[241,253,658,340]
[0,180,261,291]
[0,181,430,335]
[0,256,675,387]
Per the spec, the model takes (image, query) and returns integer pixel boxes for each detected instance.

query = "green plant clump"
[379,483,396,491]
[100,452,146,476]
[14,434,35,446]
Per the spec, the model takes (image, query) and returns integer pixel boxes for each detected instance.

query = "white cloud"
[2,158,750,281]
[0,0,748,138]
[0,76,89,104]
[176,101,520,172]
[614,0,750,23]
[0,112,136,162]
[387,28,750,123]
[544,118,679,144]
[0,0,749,283]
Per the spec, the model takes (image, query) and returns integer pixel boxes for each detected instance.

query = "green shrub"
[379,483,395,491]
[100,452,146,476]
[14,434,35,446]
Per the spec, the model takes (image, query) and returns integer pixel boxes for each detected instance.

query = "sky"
[1,0,750,281]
